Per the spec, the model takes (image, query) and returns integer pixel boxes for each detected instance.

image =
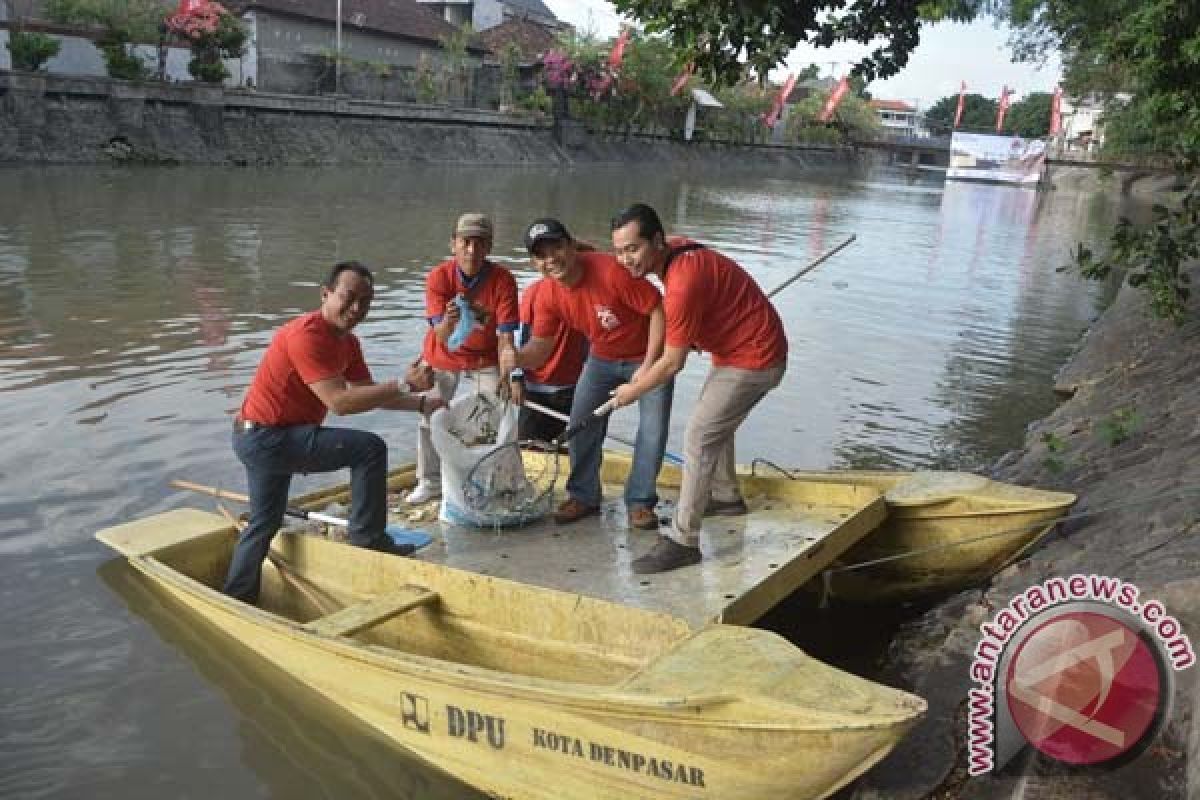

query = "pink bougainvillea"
[541,48,619,100]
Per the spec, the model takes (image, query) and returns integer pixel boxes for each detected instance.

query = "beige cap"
[454,212,493,239]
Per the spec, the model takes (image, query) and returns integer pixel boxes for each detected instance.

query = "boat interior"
[143,515,697,686]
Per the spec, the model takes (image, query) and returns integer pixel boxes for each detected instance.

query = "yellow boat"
[96,502,927,800]
[757,468,1076,603]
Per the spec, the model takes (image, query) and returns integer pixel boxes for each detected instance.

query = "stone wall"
[851,265,1200,799]
[0,70,855,169]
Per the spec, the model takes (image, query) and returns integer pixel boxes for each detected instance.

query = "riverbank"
[0,70,851,169]
[851,263,1200,799]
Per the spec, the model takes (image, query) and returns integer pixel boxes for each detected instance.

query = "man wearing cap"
[502,218,672,529]
[609,203,787,574]
[225,260,441,604]
[405,212,520,505]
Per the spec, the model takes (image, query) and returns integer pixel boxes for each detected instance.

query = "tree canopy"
[609,0,972,86]
[923,93,997,135]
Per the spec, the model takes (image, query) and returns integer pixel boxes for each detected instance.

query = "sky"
[541,0,1062,110]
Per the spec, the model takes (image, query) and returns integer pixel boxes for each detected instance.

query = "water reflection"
[96,559,482,800]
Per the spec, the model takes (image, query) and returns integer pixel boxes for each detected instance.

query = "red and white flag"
[607,28,630,69]
[995,86,1013,132]
[817,75,850,123]
[953,80,966,129]
[763,72,798,129]
[669,63,694,97]
[1050,85,1063,135]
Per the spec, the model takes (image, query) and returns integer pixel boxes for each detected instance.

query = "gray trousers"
[669,363,786,546]
[416,366,501,486]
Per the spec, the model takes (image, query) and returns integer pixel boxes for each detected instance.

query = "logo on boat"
[400,692,431,734]
[966,575,1194,775]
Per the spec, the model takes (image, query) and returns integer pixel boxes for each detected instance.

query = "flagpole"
[335,0,342,94]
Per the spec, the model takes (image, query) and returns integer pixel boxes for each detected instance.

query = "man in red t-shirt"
[501,218,673,530]
[405,213,519,505]
[610,204,788,573]
[512,277,588,445]
[224,261,440,603]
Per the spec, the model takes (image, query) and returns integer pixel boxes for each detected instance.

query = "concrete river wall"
[0,70,852,169]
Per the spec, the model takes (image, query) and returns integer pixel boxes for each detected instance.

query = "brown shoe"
[631,535,702,574]
[554,497,600,525]
[704,497,748,517]
[627,506,660,530]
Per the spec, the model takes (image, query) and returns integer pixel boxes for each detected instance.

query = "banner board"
[947,133,1046,186]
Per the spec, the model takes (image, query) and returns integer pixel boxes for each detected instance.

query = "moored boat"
[747,468,1076,602]
[97,508,927,800]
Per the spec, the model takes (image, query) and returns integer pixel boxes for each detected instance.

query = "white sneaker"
[404,481,441,505]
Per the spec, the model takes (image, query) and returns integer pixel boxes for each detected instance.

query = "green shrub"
[7,30,62,71]
[99,38,148,80]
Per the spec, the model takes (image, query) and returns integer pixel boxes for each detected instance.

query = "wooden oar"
[214,503,339,615]
[523,399,685,466]
[765,233,856,299]
[170,479,432,548]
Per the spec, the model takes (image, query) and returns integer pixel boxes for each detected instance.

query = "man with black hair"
[224,261,441,603]
[502,218,672,530]
[610,204,788,574]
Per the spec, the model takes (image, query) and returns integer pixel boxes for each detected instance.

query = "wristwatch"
[509,369,525,383]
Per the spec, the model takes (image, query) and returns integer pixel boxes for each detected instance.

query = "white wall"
[1,29,247,87]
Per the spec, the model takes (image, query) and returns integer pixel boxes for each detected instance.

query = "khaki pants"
[416,366,501,486]
[669,363,785,546]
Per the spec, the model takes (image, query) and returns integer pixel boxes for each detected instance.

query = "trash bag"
[430,391,544,527]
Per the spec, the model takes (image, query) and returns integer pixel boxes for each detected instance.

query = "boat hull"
[766,470,1076,602]
[102,510,925,800]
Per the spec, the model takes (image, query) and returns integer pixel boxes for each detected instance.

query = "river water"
[0,163,1129,798]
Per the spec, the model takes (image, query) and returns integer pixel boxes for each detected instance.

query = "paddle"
[169,479,434,550]
[764,234,856,299]
[523,399,685,467]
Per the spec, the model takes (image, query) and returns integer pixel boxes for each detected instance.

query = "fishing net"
[430,391,557,528]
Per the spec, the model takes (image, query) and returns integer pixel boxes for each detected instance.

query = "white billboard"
[947,133,1047,186]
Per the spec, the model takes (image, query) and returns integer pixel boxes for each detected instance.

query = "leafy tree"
[46,0,164,80]
[923,93,998,135]
[1002,0,1199,157]
[1004,91,1052,138]
[609,0,972,86]
[784,88,882,145]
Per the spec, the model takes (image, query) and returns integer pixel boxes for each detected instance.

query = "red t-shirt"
[661,237,788,369]
[531,252,661,361]
[421,259,519,371]
[519,278,588,386]
[240,310,372,426]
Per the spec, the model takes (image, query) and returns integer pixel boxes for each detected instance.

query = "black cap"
[524,218,571,252]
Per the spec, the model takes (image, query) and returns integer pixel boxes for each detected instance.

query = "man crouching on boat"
[224,261,443,604]
[610,204,788,574]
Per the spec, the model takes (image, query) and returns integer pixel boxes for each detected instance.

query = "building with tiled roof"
[232,0,491,97]
[476,15,558,64]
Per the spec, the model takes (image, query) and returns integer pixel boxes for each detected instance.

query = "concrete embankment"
[851,263,1200,799]
[0,71,852,169]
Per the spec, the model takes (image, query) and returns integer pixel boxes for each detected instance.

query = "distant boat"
[97,505,927,800]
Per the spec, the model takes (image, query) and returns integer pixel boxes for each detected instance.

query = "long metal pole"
[335,0,342,94]
[765,233,856,299]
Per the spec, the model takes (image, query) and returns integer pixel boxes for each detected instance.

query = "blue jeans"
[566,355,674,509]
[224,423,389,603]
